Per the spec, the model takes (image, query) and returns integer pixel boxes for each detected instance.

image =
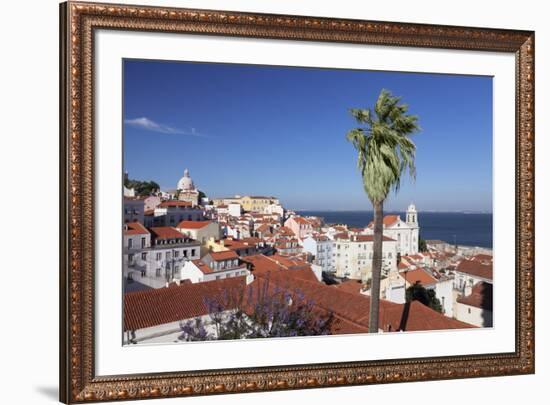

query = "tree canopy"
[406,281,442,313]
[346,89,420,204]
[124,178,160,197]
[179,278,333,341]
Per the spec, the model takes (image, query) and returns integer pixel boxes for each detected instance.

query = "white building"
[380,268,406,304]
[364,204,419,256]
[333,233,398,280]
[453,259,493,294]
[456,281,493,327]
[178,255,250,284]
[123,225,201,289]
[176,220,220,244]
[228,202,242,217]
[301,234,334,273]
[145,200,204,227]
[264,203,284,217]
[124,197,145,224]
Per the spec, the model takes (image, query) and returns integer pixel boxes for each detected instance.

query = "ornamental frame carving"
[59,1,535,403]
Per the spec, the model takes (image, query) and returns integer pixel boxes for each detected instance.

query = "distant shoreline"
[296,210,493,249]
[295,209,493,215]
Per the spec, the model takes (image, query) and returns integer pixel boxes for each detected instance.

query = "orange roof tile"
[191,259,215,275]
[158,200,193,208]
[124,222,149,235]
[124,277,246,331]
[457,282,493,310]
[399,268,437,286]
[456,260,493,281]
[176,220,212,229]
[124,262,474,333]
[149,227,185,240]
[209,250,239,261]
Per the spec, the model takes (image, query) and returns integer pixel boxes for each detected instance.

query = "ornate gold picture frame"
[60,1,535,403]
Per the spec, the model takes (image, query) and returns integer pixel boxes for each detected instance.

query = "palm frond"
[345,89,420,203]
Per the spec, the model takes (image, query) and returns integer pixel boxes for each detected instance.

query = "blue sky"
[123,59,493,212]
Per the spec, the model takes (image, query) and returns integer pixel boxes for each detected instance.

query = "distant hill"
[125,178,160,197]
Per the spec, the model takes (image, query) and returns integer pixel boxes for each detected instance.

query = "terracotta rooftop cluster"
[124,254,474,334]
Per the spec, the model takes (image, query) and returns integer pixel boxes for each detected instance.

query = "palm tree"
[346,89,419,333]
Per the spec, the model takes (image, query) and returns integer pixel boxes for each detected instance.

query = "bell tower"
[406,203,419,254]
[406,203,418,225]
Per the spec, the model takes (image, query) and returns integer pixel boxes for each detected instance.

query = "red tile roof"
[158,200,193,208]
[456,260,493,281]
[262,271,473,333]
[472,254,493,263]
[383,215,400,226]
[256,223,271,232]
[176,220,212,229]
[334,280,363,294]
[242,255,317,282]
[398,262,410,270]
[124,277,246,331]
[291,216,312,225]
[399,268,437,286]
[191,259,215,275]
[124,222,149,236]
[368,215,401,228]
[124,260,474,333]
[149,227,185,240]
[275,226,295,236]
[240,237,263,245]
[457,282,493,310]
[209,250,239,261]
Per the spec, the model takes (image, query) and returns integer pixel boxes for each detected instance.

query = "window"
[141,237,146,248]
[156,252,161,261]
[183,250,188,257]
[128,254,134,263]
[468,308,471,314]
[191,249,196,256]
[128,239,133,249]
[141,252,147,261]
[156,268,161,277]
[174,251,179,258]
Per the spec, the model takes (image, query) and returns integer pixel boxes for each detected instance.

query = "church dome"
[407,203,417,212]
[177,168,195,191]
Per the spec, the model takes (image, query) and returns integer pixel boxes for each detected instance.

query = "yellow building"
[212,195,279,213]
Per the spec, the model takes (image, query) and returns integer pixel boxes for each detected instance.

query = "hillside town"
[123,168,493,344]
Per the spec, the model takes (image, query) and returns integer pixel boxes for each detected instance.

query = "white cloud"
[124,117,206,137]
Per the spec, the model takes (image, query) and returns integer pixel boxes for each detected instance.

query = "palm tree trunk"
[368,200,383,333]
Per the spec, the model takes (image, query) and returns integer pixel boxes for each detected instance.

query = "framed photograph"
[60,1,535,403]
